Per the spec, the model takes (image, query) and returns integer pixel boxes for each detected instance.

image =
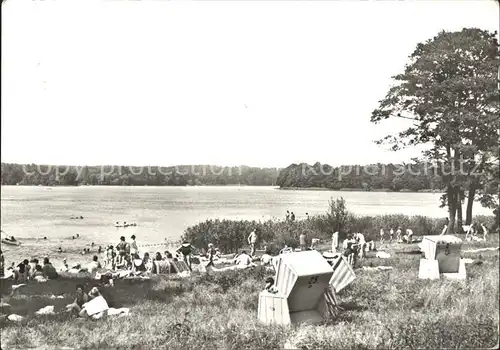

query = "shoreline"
[277,187,444,194]
[1,184,443,194]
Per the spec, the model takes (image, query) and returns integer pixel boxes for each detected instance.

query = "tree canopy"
[371,28,500,232]
[0,163,281,187]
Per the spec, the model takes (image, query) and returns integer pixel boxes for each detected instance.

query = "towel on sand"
[36,305,55,315]
[375,252,391,259]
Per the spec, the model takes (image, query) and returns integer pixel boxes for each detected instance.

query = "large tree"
[371,28,499,234]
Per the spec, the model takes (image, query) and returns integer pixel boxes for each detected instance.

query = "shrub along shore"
[182,197,497,254]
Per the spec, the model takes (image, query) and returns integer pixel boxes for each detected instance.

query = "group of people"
[379,227,414,244]
[114,221,138,228]
[98,235,202,274]
[340,232,371,266]
[65,284,108,320]
[285,210,296,222]
[463,222,488,241]
[2,255,59,282]
[440,219,489,241]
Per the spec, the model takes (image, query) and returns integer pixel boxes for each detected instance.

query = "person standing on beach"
[481,223,488,241]
[286,211,290,221]
[405,229,414,243]
[441,217,449,235]
[248,229,258,256]
[116,236,128,265]
[176,241,196,271]
[379,228,385,244]
[389,228,394,243]
[130,235,139,255]
[299,231,307,251]
[290,212,296,221]
[331,231,339,253]
[0,250,4,277]
[396,227,402,242]
[355,233,366,258]
[207,243,217,266]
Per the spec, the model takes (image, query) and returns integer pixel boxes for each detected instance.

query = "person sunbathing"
[132,254,147,273]
[42,258,59,280]
[28,259,39,279]
[66,284,89,315]
[14,259,30,283]
[32,265,45,280]
[235,251,253,267]
[260,249,273,265]
[78,286,108,320]
[264,277,278,293]
[87,255,102,274]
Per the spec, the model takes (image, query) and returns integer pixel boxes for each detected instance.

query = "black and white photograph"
[0,0,499,348]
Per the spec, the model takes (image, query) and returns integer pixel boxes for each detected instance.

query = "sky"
[1,0,499,168]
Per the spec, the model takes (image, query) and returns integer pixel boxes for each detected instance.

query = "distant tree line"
[276,162,446,192]
[0,161,457,192]
[0,163,281,187]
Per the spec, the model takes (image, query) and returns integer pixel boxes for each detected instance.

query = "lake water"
[0,186,492,246]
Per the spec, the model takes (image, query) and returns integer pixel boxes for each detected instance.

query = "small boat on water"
[1,239,21,246]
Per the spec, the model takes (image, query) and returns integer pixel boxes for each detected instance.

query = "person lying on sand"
[279,245,293,255]
[260,252,273,265]
[264,277,278,293]
[234,251,253,267]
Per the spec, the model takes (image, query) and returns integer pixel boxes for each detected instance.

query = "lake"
[0,186,492,246]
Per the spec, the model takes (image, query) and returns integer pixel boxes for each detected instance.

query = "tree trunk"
[457,190,463,233]
[465,187,475,225]
[447,186,457,234]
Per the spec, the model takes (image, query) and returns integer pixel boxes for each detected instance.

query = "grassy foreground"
[1,236,499,349]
